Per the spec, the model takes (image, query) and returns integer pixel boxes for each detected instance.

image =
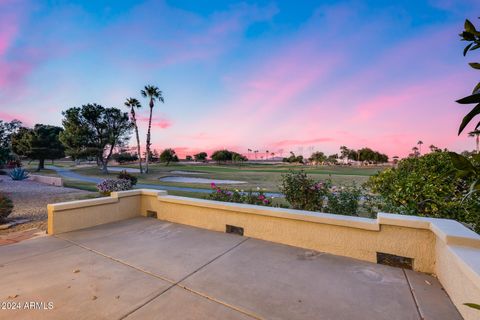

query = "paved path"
[47,166,283,197]
[0,218,462,319]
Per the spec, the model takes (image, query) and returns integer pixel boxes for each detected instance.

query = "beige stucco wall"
[148,198,435,273]
[48,189,480,319]
[48,191,142,234]
[30,174,63,187]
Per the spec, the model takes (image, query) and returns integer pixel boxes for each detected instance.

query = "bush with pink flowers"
[207,183,272,206]
[96,179,132,196]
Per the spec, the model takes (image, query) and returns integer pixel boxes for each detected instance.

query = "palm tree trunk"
[145,102,153,173]
[131,110,143,174]
[476,134,479,154]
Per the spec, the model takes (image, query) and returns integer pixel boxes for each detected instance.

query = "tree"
[185,155,193,161]
[468,130,480,153]
[112,152,138,164]
[308,151,327,164]
[141,85,164,173]
[417,140,423,155]
[457,19,480,135]
[411,146,420,157]
[194,152,207,162]
[125,98,143,173]
[0,119,21,165]
[357,148,388,163]
[211,149,246,163]
[12,124,65,171]
[159,148,178,165]
[60,104,132,173]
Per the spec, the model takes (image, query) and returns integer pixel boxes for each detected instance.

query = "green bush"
[117,170,138,186]
[280,170,329,211]
[280,170,363,216]
[0,194,13,222]
[366,151,480,232]
[325,184,362,216]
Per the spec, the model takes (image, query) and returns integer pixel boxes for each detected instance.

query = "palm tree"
[141,85,165,173]
[417,140,423,155]
[266,150,269,160]
[412,146,419,157]
[124,98,143,173]
[468,130,480,153]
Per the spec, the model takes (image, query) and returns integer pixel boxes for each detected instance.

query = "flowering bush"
[280,170,364,216]
[96,179,132,196]
[208,183,272,206]
[117,170,138,186]
[280,170,330,211]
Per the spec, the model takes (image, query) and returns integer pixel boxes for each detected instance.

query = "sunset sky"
[1,0,480,158]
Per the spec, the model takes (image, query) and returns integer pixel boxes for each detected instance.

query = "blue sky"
[1,0,480,157]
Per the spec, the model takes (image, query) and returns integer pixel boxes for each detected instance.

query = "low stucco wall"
[29,174,63,187]
[48,189,480,319]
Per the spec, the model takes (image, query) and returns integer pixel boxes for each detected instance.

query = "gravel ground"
[0,177,95,234]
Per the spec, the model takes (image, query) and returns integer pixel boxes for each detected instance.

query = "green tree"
[124,98,143,173]
[0,119,21,165]
[367,151,480,232]
[194,152,207,162]
[141,85,164,173]
[185,155,193,161]
[159,148,178,165]
[60,104,132,173]
[12,124,65,171]
[308,151,327,164]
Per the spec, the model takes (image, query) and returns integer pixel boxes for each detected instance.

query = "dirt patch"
[0,178,94,234]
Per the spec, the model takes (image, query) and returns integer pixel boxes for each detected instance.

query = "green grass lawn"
[68,162,386,193]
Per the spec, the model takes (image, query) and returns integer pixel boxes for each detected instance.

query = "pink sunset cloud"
[137,116,172,129]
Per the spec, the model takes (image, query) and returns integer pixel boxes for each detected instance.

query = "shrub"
[325,184,362,216]
[9,168,29,180]
[96,179,132,196]
[208,183,272,206]
[0,194,13,222]
[117,170,138,186]
[280,170,330,211]
[366,151,480,232]
[280,170,365,216]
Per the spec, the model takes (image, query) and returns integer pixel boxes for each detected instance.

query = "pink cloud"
[137,115,172,129]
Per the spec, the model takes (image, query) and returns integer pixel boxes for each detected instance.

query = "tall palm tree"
[124,98,143,173]
[266,150,269,160]
[468,130,480,153]
[141,85,164,173]
[417,140,423,155]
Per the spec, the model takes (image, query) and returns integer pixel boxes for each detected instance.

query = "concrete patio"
[0,217,461,319]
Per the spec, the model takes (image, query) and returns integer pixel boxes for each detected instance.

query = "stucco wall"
[48,189,480,320]
[29,174,63,187]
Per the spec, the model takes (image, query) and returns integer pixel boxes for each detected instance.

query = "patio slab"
[181,238,420,320]
[0,243,170,319]
[0,217,462,319]
[57,217,246,282]
[0,235,70,265]
[124,286,254,320]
